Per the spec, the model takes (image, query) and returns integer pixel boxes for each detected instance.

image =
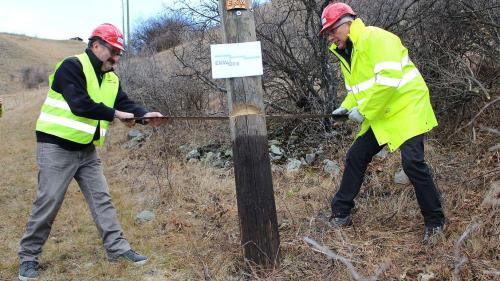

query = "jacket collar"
[348,18,365,46]
[328,18,366,51]
[85,48,114,77]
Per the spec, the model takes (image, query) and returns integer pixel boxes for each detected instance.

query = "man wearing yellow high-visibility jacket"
[320,3,444,244]
[17,23,164,280]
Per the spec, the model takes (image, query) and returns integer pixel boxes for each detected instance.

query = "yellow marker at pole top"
[226,0,248,10]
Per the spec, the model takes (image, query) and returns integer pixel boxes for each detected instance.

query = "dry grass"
[0,33,85,95]
[0,87,499,280]
[91,122,500,280]
[0,34,498,280]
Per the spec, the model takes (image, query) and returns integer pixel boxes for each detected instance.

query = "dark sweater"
[336,38,354,67]
[36,49,148,151]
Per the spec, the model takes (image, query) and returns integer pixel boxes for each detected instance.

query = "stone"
[418,272,436,281]
[323,159,340,176]
[223,149,233,158]
[305,153,316,164]
[186,149,200,160]
[286,159,302,172]
[136,210,155,224]
[270,153,283,161]
[394,169,410,185]
[201,152,217,166]
[127,129,143,140]
[268,139,281,146]
[212,160,225,168]
[270,145,283,155]
[375,147,389,158]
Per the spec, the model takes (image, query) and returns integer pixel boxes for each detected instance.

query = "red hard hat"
[320,2,356,34]
[90,23,125,51]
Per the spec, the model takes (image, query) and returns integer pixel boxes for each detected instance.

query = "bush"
[131,13,192,53]
[21,67,48,89]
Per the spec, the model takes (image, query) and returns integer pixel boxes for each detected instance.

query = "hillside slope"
[0,33,85,95]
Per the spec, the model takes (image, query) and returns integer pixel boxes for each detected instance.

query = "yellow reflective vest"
[329,18,438,151]
[36,53,119,146]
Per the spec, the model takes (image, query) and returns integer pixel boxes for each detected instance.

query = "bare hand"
[115,110,135,128]
[143,112,168,127]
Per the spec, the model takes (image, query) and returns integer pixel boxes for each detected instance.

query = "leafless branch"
[304,236,390,281]
[452,223,480,281]
[448,96,500,140]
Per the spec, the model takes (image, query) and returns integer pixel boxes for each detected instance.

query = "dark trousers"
[331,129,444,227]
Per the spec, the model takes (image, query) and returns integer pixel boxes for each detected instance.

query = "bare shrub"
[21,67,48,89]
[149,0,498,145]
[117,47,215,118]
[131,12,191,53]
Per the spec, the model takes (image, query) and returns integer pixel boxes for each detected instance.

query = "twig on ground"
[452,223,481,281]
[304,236,390,281]
[448,96,500,140]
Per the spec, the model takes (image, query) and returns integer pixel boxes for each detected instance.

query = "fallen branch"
[304,236,390,281]
[452,223,481,281]
[447,96,500,140]
[479,125,500,137]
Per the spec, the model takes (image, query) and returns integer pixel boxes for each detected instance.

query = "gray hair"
[331,15,356,30]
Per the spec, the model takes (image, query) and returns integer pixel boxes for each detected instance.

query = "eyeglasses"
[99,41,123,57]
[327,22,346,35]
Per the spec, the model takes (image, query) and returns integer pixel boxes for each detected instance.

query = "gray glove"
[332,107,348,116]
[348,107,364,123]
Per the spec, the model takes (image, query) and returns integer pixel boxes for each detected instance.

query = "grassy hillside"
[0,33,85,95]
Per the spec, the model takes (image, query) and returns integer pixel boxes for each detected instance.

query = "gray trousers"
[19,142,131,263]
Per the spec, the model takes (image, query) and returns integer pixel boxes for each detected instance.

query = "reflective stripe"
[100,128,107,137]
[351,75,400,94]
[401,56,409,67]
[376,75,401,87]
[352,78,375,94]
[351,55,419,94]
[345,83,352,91]
[39,112,96,134]
[399,68,420,87]
[373,56,411,73]
[357,98,367,105]
[44,97,70,110]
[374,62,402,73]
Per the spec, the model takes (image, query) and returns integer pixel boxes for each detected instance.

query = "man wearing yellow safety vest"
[321,3,445,243]
[18,23,163,280]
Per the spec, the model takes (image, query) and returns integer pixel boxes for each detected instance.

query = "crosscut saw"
[124,114,348,122]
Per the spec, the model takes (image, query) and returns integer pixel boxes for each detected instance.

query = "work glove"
[332,107,348,116]
[348,107,364,123]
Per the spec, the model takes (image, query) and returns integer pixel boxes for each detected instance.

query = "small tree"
[131,12,191,53]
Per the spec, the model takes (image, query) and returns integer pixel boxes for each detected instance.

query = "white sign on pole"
[210,41,263,79]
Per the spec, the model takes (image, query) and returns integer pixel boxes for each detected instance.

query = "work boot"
[18,261,39,280]
[112,249,148,265]
[329,214,352,227]
[422,225,444,245]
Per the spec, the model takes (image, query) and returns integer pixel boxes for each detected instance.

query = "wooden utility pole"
[121,0,126,43]
[126,0,130,46]
[218,0,280,271]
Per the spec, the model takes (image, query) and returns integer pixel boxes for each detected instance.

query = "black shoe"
[115,249,148,265]
[422,225,444,245]
[329,214,352,227]
[18,261,39,280]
